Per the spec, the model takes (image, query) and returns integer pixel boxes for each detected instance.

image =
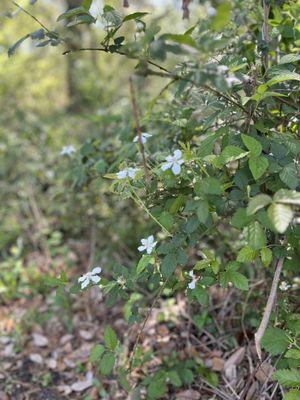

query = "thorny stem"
[127,277,169,372]
[129,76,150,186]
[12,1,51,33]
[130,189,172,236]
[62,47,251,117]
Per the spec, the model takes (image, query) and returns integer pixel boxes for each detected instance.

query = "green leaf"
[100,353,115,375]
[268,203,293,233]
[57,6,88,21]
[249,156,269,180]
[284,389,300,400]
[242,134,262,157]
[196,200,209,224]
[223,270,249,290]
[279,54,300,64]
[148,377,167,399]
[247,194,272,215]
[280,163,299,189]
[136,255,154,275]
[89,344,105,363]
[200,177,223,195]
[245,221,266,250]
[260,247,272,267]
[237,246,257,263]
[218,145,249,165]
[261,327,289,355]
[212,2,231,31]
[167,370,182,387]
[160,33,198,48]
[231,208,253,228]
[274,189,300,206]
[285,349,300,360]
[161,253,177,277]
[82,0,93,10]
[8,34,30,57]
[273,369,300,388]
[159,211,174,231]
[266,71,300,86]
[104,326,118,351]
[123,12,148,21]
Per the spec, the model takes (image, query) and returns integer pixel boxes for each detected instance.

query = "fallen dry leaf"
[176,389,200,400]
[224,347,245,381]
[255,363,275,383]
[79,329,94,341]
[212,357,225,371]
[71,371,93,392]
[32,333,49,347]
[29,353,43,365]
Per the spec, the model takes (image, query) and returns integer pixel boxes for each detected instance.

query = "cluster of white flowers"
[279,281,290,291]
[188,270,197,290]
[133,132,152,144]
[116,167,139,180]
[138,235,157,254]
[226,76,242,87]
[161,149,184,175]
[60,145,76,156]
[78,267,102,290]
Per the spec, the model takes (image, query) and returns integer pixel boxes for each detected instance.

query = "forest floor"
[0,249,281,400]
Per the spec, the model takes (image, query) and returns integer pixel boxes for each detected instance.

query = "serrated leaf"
[285,349,300,360]
[161,253,177,277]
[245,221,266,250]
[260,247,272,267]
[200,177,223,195]
[247,194,272,215]
[89,344,105,363]
[274,189,300,205]
[237,246,257,263]
[224,270,249,290]
[280,163,299,190]
[266,71,300,86]
[279,54,300,64]
[273,369,300,387]
[148,377,167,399]
[136,255,154,275]
[231,208,253,228]
[218,145,249,165]
[242,134,262,157]
[99,353,115,375]
[268,203,293,233]
[262,327,289,355]
[104,326,118,351]
[159,211,174,231]
[196,200,209,224]
[284,389,300,400]
[249,156,269,180]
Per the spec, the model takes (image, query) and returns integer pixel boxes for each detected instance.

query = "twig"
[128,278,169,371]
[12,1,50,32]
[129,76,150,186]
[254,258,284,360]
[262,0,270,70]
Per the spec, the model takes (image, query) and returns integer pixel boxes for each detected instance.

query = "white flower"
[138,235,157,254]
[133,132,152,144]
[78,267,102,290]
[226,76,242,88]
[161,149,184,175]
[116,167,139,180]
[188,270,197,290]
[279,281,290,291]
[207,6,217,17]
[217,65,229,74]
[60,145,76,156]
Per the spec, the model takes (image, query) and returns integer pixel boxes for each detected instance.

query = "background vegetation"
[0,0,299,399]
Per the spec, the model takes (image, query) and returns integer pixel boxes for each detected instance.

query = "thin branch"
[129,76,150,186]
[12,1,50,33]
[255,257,284,360]
[262,0,270,70]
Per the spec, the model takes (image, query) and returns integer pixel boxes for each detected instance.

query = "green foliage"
[3,0,300,397]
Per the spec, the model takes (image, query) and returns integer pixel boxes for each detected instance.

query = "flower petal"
[91,275,101,284]
[117,170,127,179]
[161,162,172,171]
[173,149,182,159]
[92,267,101,275]
[138,245,146,252]
[172,163,181,175]
[147,235,154,244]
[81,278,90,289]
[188,280,196,290]
[78,275,87,283]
